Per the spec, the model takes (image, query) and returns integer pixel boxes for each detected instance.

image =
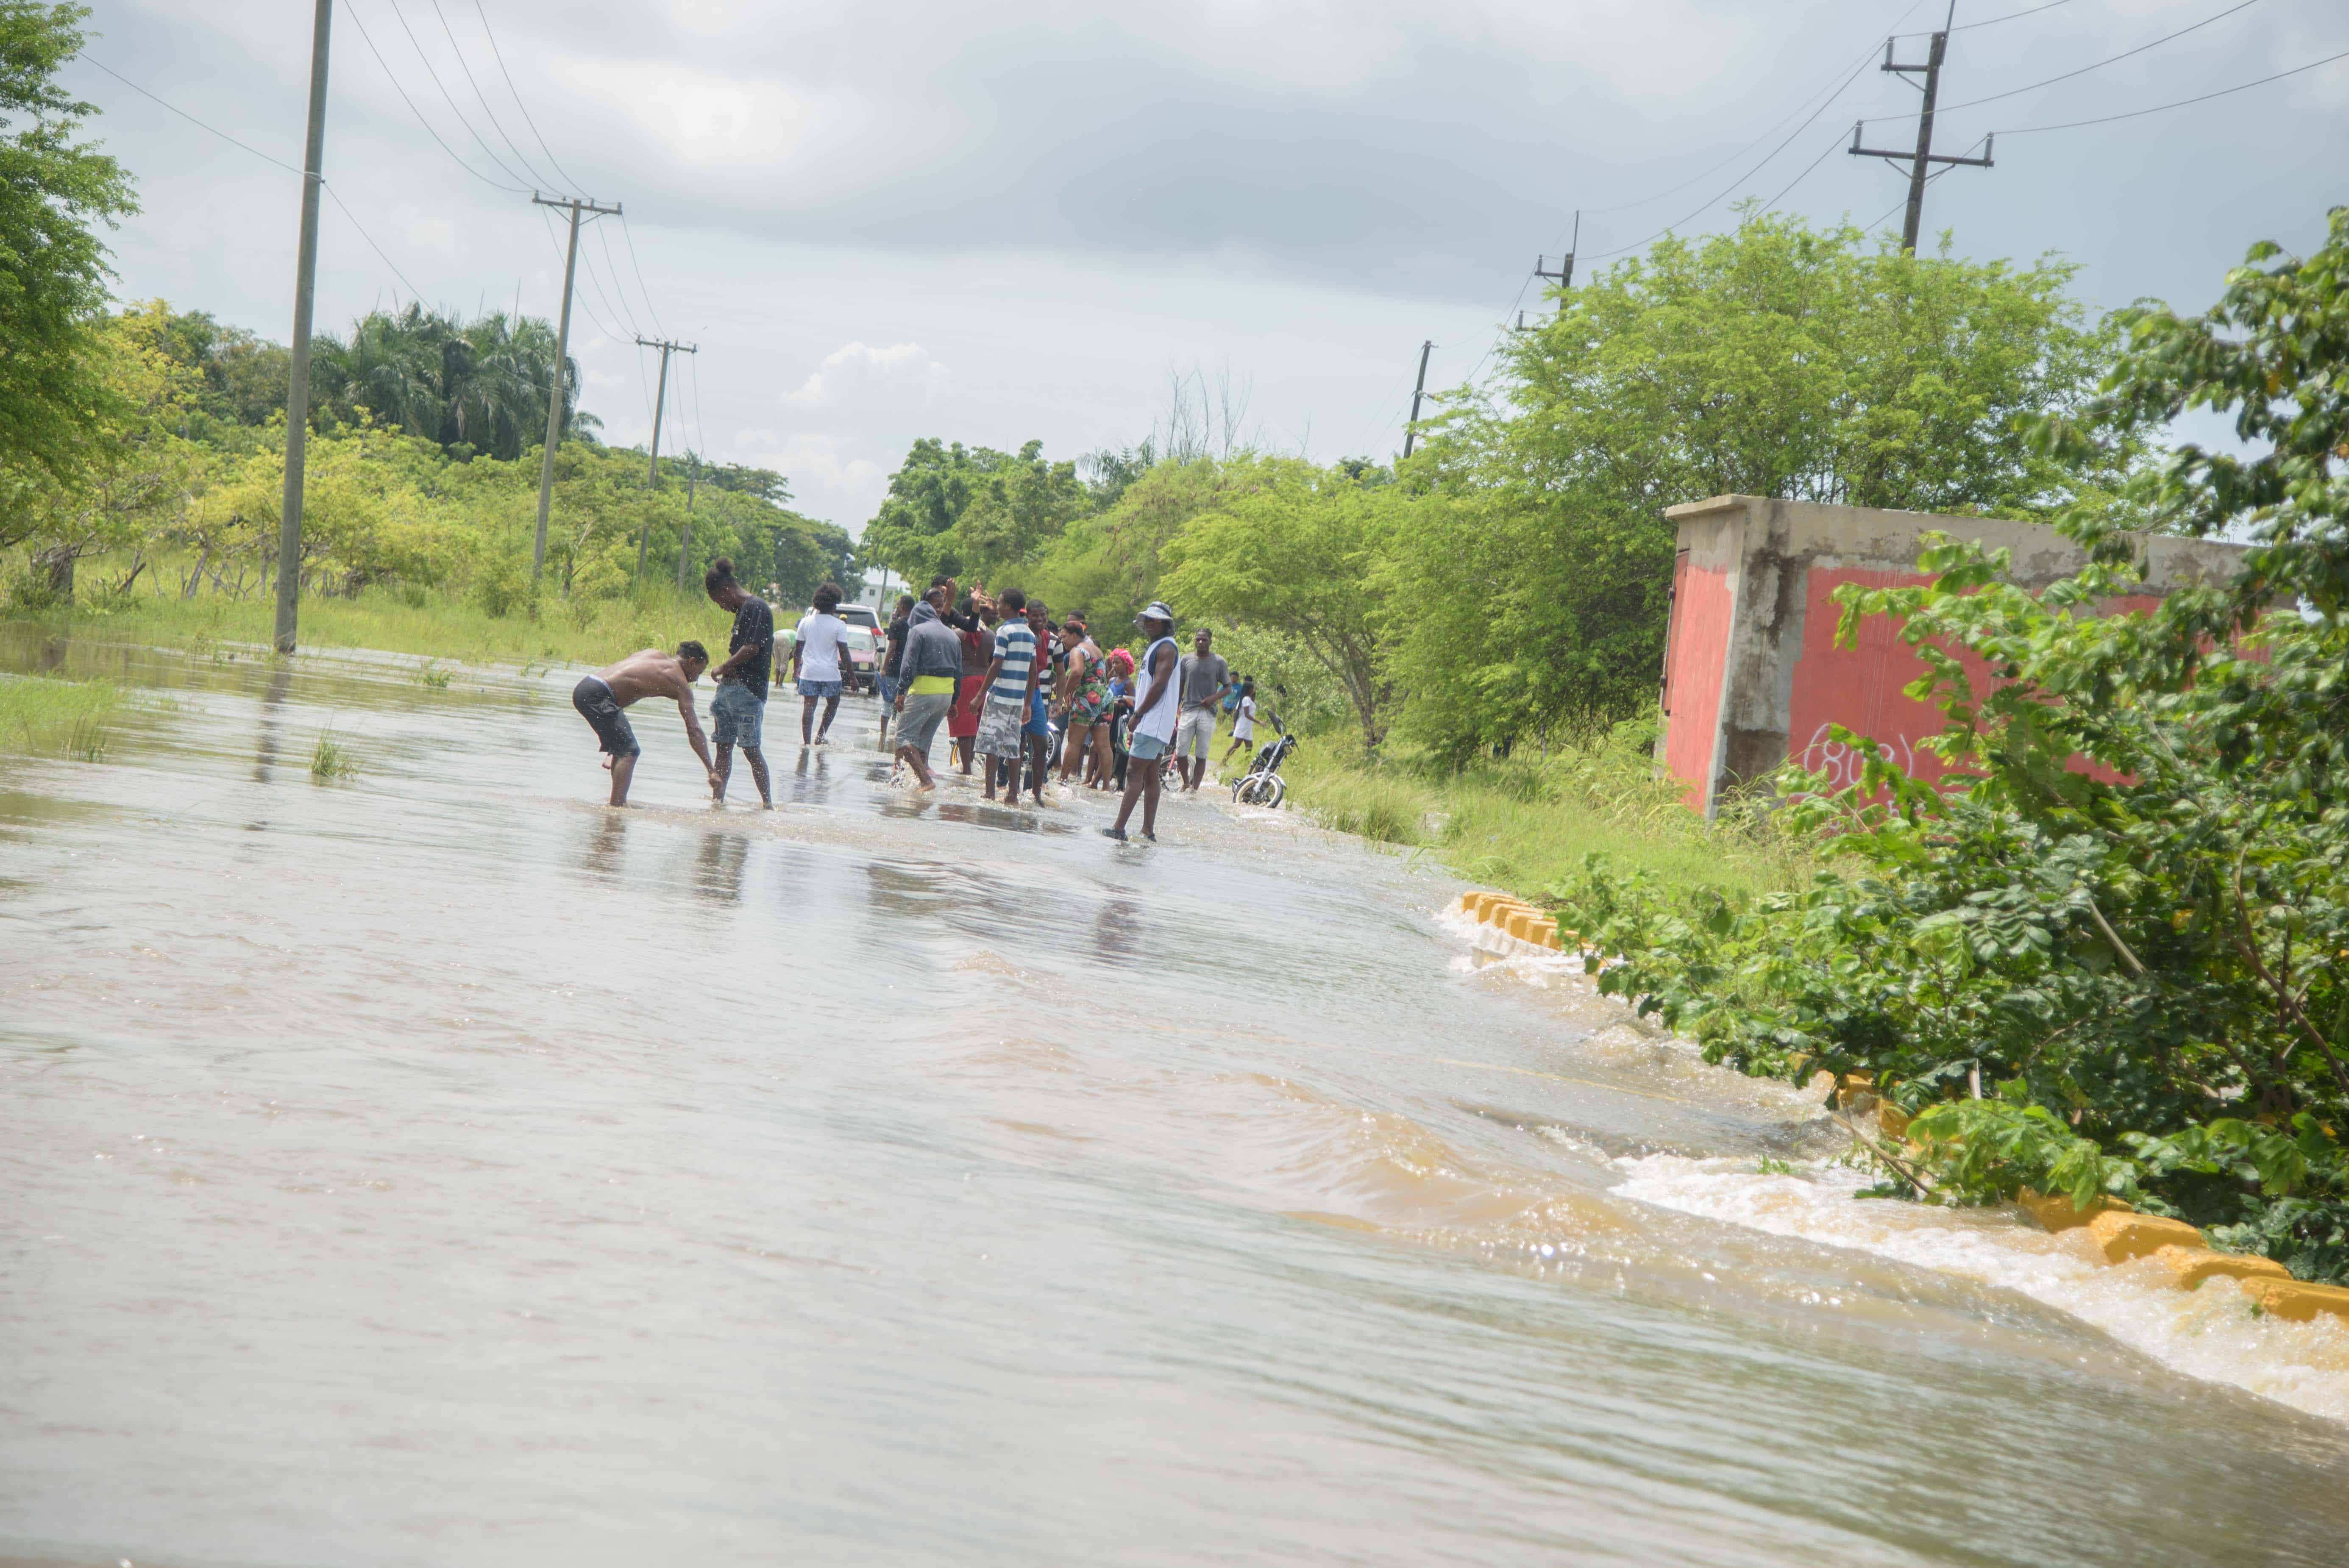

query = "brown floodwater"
[3,631,2348,1568]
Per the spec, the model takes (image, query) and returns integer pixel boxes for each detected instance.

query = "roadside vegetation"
[1551,213,2349,1284]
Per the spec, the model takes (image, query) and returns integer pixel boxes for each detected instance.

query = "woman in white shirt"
[790,581,855,745]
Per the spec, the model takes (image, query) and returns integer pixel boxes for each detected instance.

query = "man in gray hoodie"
[891,588,965,790]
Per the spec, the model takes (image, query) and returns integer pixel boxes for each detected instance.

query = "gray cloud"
[71,0,2349,524]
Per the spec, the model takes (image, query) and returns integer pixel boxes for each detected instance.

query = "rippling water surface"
[5,633,2348,1568]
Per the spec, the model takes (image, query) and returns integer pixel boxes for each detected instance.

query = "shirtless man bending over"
[571,641,720,806]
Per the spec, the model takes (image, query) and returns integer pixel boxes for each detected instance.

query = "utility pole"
[632,336,696,582]
[1511,214,1578,334]
[1401,340,1434,460]
[1848,3,1992,252]
[274,0,333,655]
[676,450,700,590]
[530,192,622,582]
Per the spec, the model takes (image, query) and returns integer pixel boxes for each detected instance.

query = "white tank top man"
[1105,602,1181,844]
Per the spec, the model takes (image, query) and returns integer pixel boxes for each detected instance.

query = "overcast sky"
[71,0,2349,530]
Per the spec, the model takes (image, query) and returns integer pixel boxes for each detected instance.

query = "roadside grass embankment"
[1278,717,1807,907]
[5,556,721,672]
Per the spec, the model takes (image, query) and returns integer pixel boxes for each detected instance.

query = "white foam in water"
[1613,1154,2349,1424]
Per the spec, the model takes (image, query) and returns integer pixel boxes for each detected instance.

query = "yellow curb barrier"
[1459,889,1571,952]
[2019,1189,2134,1232]
[1876,1103,1912,1140]
[2239,1276,2349,1325]
[2085,1209,2205,1263]
[2151,1244,2289,1290]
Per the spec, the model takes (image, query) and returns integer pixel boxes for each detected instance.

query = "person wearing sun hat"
[1104,602,1179,842]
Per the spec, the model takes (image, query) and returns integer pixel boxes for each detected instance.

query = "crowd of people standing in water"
[571,558,1276,844]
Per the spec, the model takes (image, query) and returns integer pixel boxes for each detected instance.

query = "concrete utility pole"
[274,0,333,655]
[676,450,700,590]
[632,336,696,582]
[1401,340,1434,460]
[1848,3,1992,252]
[530,192,623,582]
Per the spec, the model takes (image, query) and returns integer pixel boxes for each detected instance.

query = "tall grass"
[1283,715,1809,904]
[310,728,358,781]
[0,674,119,759]
[5,559,721,671]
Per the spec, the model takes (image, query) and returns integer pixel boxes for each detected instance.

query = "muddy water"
[3,634,2348,1568]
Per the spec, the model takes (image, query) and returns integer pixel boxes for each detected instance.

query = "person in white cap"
[1104,602,1179,843]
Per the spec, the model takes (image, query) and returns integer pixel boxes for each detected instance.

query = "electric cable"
[470,0,581,192]
[592,220,646,339]
[344,0,529,192]
[426,0,554,189]
[617,214,669,338]
[539,206,625,344]
[1999,44,2349,134]
[1577,0,1931,223]
[1860,0,2266,125]
[1896,0,2070,36]
[1758,127,1851,214]
[80,53,428,302]
[380,0,537,189]
[1584,41,1884,261]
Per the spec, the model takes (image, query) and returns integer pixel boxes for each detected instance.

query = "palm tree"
[313,306,586,459]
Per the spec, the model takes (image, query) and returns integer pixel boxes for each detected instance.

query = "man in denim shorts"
[702,557,773,807]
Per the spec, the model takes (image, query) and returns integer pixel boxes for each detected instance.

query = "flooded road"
[5,635,2349,1568]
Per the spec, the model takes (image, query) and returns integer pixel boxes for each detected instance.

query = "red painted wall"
[1784,565,2162,792]
[1660,555,1733,807]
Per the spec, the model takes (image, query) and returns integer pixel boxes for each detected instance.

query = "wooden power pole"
[274,0,333,655]
[632,336,695,583]
[530,192,622,582]
[1848,3,1992,252]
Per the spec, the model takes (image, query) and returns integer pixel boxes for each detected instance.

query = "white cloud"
[784,342,949,408]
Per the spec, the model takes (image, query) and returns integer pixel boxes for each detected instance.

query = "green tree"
[860,437,1087,589]
[0,2,136,482]
[1160,459,1396,751]
[1406,210,2133,759]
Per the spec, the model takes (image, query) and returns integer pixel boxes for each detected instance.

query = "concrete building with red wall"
[1658,494,2247,818]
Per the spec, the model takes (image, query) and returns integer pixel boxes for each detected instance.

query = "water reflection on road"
[3,633,2347,1568]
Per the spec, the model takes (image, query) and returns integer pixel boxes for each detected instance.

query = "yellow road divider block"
[2085,1209,2204,1263]
[2151,1245,2289,1290]
[2240,1276,2349,1325]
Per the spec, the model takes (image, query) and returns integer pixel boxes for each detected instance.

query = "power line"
[540,206,624,342]
[426,0,553,189]
[380,0,536,189]
[617,214,668,338]
[81,55,301,175]
[343,0,528,192]
[78,53,428,303]
[321,184,429,302]
[1759,128,1849,214]
[2000,43,2349,134]
[592,220,647,339]
[1862,0,2266,125]
[1575,0,1931,225]
[470,0,581,194]
[1898,0,2070,35]
[1586,41,1883,261]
